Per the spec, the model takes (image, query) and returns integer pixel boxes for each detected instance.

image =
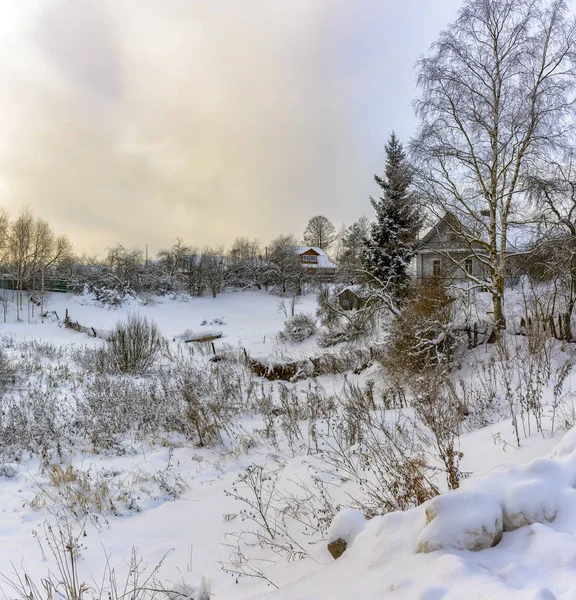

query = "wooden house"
[337,286,368,311]
[415,213,489,284]
[296,246,336,281]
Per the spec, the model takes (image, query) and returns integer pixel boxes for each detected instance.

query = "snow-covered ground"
[0,289,575,599]
[4,290,318,358]
[263,429,576,600]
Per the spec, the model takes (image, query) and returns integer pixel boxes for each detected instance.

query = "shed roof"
[337,285,370,298]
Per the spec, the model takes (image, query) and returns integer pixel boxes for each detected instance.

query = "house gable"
[294,246,336,271]
[420,213,469,248]
[416,213,487,283]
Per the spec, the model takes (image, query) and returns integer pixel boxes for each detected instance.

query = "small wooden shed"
[337,286,368,311]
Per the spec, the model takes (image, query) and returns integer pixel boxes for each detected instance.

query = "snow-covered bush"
[0,387,74,462]
[92,285,137,306]
[223,462,337,577]
[501,478,557,531]
[317,403,440,517]
[78,375,185,449]
[383,277,460,382]
[317,313,376,348]
[0,348,15,396]
[316,287,342,328]
[3,520,170,599]
[167,574,211,600]
[278,313,317,343]
[107,313,165,373]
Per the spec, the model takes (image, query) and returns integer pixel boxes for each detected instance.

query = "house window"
[302,254,317,263]
[464,258,473,275]
[341,299,351,310]
[432,260,442,277]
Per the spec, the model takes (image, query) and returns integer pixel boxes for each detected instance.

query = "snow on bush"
[327,508,366,545]
[0,463,17,478]
[359,432,576,558]
[166,573,210,600]
[414,437,576,554]
[278,313,317,343]
[107,313,164,373]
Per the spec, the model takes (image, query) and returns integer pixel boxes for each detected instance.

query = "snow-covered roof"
[337,285,370,298]
[295,246,324,255]
[296,246,336,269]
[419,213,535,254]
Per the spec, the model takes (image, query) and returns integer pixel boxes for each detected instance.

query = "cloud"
[35,0,122,102]
[0,0,462,255]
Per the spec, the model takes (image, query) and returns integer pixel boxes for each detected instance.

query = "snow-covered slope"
[2,290,576,599]
[264,427,576,600]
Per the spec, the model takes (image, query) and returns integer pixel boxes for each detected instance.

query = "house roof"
[419,212,533,254]
[295,246,336,269]
[419,213,455,245]
[296,246,323,255]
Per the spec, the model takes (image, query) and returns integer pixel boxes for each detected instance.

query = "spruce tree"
[363,133,421,294]
[339,216,370,284]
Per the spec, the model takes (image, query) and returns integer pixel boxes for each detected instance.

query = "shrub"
[107,313,164,373]
[278,313,317,343]
[383,277,460,382]
[317,316,374,348]
[0,349,15,396]
[316,287,342,328]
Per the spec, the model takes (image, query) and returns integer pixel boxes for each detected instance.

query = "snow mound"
[268,427,576,599]
[417,491,503,552]
[501,479,557,531]
[327,508,366,545]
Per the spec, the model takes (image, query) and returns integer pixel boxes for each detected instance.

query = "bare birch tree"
[303,216,336,251]
[412,0,576,329]
[8,208,34,321]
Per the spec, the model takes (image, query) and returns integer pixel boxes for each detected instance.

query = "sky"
[0,0,463,256]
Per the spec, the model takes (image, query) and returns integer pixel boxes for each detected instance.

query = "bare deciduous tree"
[107,245,144,291]
[303,215,336,251]
[527,158,576,338]
[8,208,34,321]
[412,0,576,330]
[267,234,304,295]
[228,237,265,289]
[338,216,370,284]
[203,245,227,298]
[157,237,191,278]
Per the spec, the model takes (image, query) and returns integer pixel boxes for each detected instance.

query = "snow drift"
[265,427,576,600]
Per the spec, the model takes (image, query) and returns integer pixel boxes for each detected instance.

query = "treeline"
[0,208,73,319]
[0,200,380,309]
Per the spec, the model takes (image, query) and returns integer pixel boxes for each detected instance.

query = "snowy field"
[3,290,318,358]
[0,289,575,599]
